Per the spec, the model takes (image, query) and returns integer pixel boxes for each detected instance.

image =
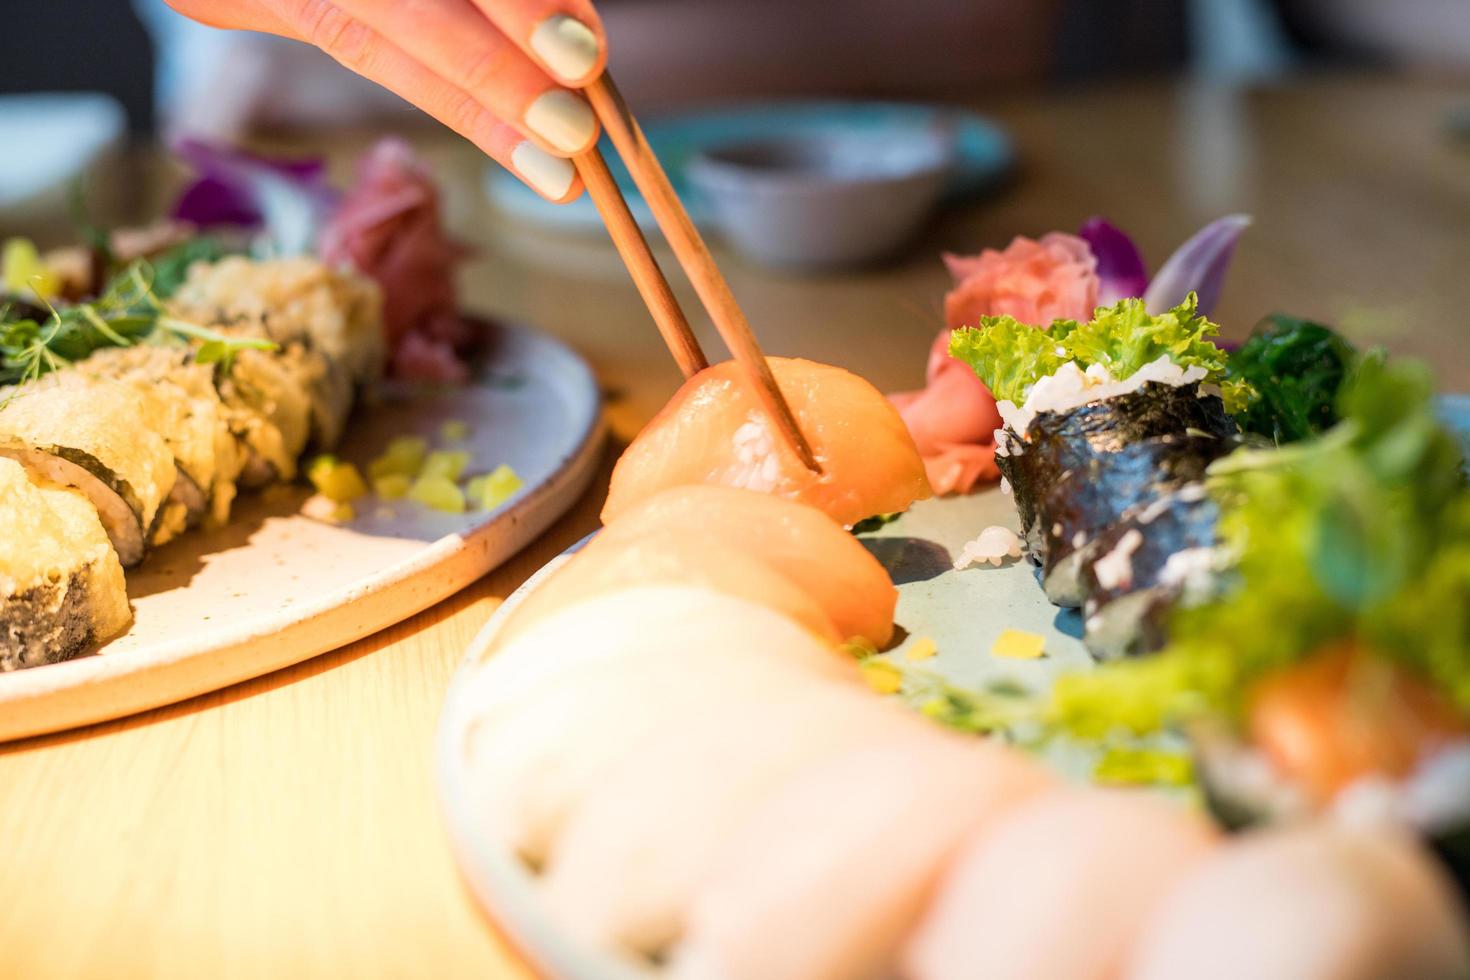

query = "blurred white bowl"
[0,92,126,239]
[687,127,955,271]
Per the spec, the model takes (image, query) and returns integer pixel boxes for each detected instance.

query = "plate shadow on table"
[860,536,952,584]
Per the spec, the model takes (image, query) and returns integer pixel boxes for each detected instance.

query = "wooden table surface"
[1,72,1466,979]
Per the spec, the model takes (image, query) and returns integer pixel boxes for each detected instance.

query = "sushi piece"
[541,684,933,955]
[502,485,899,648]
[1,457,130,669]
[1124,825,1470,980]
[212,337,315,486]
[0,372,176,566]
[904,789,1219,980]
[1076,485,1221,659]
[167,255,385,385]
[462,586,859,863]
[1033,429,1236,608]
[602,357,932,528]
[667,737,1054,980]
[80,345,243,535]
[1000,381,1235,550]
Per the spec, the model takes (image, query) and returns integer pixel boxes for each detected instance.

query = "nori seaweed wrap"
[0,457,130,669]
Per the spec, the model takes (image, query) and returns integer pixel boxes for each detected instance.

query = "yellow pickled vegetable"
[307,455,368,502]
[421,449,471,482]
[466,464,523,510]
[368,436,429,480]
[408,474,466,513]
[905,636,938,661]
[991,628,1045,660]
[372,473,412,500]
[860,659,903,695]
[3,238,59,300]
[439,419,469,443]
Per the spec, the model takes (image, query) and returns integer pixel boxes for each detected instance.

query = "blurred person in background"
[1,0,1466,197]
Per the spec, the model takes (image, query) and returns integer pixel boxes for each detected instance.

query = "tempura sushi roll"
[168,255,385,386]
[1,457,130,669]
[0,373,176,566]
[212,337,315,486]
[81,345,243,536]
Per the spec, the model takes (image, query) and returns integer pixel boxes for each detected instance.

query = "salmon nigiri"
[905,789,1219,980]
[461,586,859,863]
[501,485,898,647]
[603,357,932,528]
[542,684,933,955]
[668,736,1054,980]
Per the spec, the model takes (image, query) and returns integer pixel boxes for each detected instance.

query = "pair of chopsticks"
[570,73,821,474]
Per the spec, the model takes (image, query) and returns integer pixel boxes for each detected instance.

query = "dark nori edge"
[1,570,99,671]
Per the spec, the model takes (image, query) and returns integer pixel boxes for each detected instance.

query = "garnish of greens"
[948,293,1252,413]
[851,512,901,535]
[1049,354,1470,739]
[1226,314,1358,444]
[0,258,274,395]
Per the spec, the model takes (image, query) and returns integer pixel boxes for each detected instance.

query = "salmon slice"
[541,684,933,955]
[1125,826,1470,980]
[668,736,1054,980]
[905,789,1219,980]
[460,586,859,863]
[603,357,932,528]
[501,485,898,648]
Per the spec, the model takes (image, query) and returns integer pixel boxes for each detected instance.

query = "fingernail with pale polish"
[524,89,596,154]
[512,141,575,200]
[530,15,600,83]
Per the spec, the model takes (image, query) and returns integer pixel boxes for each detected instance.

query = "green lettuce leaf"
[1046,356,1470,736]
[948,294,1243,408]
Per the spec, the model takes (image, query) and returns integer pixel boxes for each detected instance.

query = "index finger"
[471,0,607,87]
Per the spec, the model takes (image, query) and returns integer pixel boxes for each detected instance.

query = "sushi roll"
[1032,429,1236,608]
[1,457,130,669]
[1074,485,1221,659]
[1123,825,1470,980]
[167,255,385,386]
[502,484,899,648]
[1000,381,1235,550]
[904,789,1219,980]
[0,372,176,566]
[667,738,1054,980]
[80,345,243,537]
[212,336,315,486]
[603,356,932,528]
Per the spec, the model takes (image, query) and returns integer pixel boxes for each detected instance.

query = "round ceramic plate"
[0,320,605,743]
[436,394,1470,977]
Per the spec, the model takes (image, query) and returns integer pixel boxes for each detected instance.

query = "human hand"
[164,0,607,202]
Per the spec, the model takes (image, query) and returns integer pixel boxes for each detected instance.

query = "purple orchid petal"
[1078,216,1149,304]
[1142,214,1252,316]
[169,138,339,255]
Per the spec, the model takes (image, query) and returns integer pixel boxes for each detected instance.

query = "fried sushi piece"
[905,790,1219,980]
[81,345,243,535]
[1124,826,1470,980]
[0,373,176,566]
[603,357,932,528]
[502,485,899,648]
[211,336,315,487]
[1,457,130,669]
[168,255,385,386]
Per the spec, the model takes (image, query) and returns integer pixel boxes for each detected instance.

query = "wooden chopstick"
[573,148,707,380]
[584,73,823,474]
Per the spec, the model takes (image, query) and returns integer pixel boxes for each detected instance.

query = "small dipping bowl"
[688,126,955,271]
